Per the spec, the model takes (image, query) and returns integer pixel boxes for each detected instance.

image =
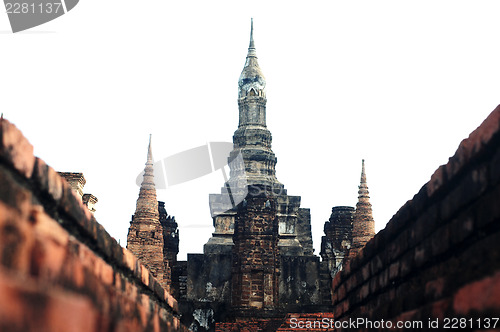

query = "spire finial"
[147,134,153,164]
[361,159,366,185]
[247,18,256,56]
[249,18,254,48]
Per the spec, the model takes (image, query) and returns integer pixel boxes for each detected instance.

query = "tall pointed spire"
[147,134,153,164]
[238,18,266,100]
[248,18,256,56]
[350,159,375,257]
[358,159,369,199]
[206,18,305,258]
[127,135,170,290]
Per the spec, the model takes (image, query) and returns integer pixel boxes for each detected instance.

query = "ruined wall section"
[296,208,314,256]
[331,105,500,330]
[279,256,332,312]
[0,118,188,332]
[320,206,354,277]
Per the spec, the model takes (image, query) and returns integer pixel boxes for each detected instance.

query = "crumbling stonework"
[82,193,98,213]
[159,201,180,297]
[59,171,98,213]
[159,201,179,266]
[127,136,170,291]
[58,171,86,198]
[320,206,354,276]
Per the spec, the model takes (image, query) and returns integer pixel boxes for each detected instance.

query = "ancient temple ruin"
[125,20,376,331]
[1,18,499,332]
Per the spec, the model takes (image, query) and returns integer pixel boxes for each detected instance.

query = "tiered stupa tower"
[205,19,312,256]
[127,136,170,290]
[350,159,375,257]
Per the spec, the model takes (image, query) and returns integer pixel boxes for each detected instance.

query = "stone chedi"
[320,160,376,275]
[206,19,312,257]
[350,159,375,257]
[127,136,171,290]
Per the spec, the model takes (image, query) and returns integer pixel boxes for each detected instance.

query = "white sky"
[1,1,499,260]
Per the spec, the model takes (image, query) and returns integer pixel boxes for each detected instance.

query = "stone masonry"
[320,206,354,276]
[350,159,375,258]
[231,188,280,314]
[127,135,170,290]
[59,172,98,213]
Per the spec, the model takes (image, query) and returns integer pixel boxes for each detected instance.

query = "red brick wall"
[331,105,500,330]
[0,118,188,332]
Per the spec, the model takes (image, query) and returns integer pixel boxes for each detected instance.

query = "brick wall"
[231,191,280,313]
[331,105,500,330]
[0,118,188,332]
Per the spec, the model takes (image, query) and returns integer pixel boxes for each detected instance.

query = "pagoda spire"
[238,18,266,101]
[350,159,375,257]
[359,159,369,199]
[127,135,170,290]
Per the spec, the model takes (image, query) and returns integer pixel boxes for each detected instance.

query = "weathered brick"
[446,107,500,182]
[475,183,500,229]
[0,202,34,274]
[386,200,413,238]
[449,212,474,246]
[413,243,425,268]
[0,164,32,217]
[388,261,400,281]
[361,263,370,282]
[424,277,445,301]
[491,141,500,185]
[30,207,69,279]
[369,254,383,276]
[31,158,64,204]
[427,164,448,197]
[399,251,414,278]
[430,225,450,257]
[0,119,35,178]
[412,184,429,216]
[453,270,500,315]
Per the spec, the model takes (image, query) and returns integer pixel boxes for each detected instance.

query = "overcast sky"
[2,1,499,260]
